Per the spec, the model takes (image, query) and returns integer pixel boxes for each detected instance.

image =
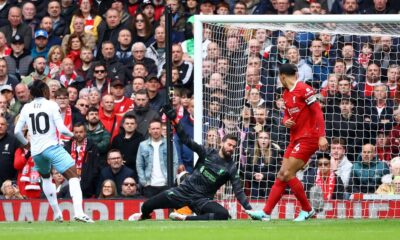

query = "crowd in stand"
[1,0,400,201]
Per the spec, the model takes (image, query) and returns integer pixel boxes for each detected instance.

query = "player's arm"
[306,93,328,151]
[14,109,29,146]
[229,166,252,210]
[161,104,206,160]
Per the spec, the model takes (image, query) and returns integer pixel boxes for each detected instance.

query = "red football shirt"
[114,97,134,116]
[283,81,325,142]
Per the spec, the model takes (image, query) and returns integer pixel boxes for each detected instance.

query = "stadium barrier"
[1,198,400,221]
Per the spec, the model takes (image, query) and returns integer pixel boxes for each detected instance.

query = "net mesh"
[199,20,400,217]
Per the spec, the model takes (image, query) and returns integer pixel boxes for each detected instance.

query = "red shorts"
[284,138,319,163]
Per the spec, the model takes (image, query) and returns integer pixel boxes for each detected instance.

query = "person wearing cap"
[145,73,166,112]
[0,6,32,51]
[4,34,33,81]
[107,0,132,25]
[110,80,134,116]
[0,84,15,107]
[31,29,50,60]
[141,0,157,27]
[0,59,19,90]
[199,0,215,15]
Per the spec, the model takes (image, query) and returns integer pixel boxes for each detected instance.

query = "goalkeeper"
[128,105,253,221]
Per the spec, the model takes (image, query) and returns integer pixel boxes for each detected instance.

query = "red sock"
[287,177,312,212]
[263,179,287,215]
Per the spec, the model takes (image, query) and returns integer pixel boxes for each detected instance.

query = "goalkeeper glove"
[161,104,177,120]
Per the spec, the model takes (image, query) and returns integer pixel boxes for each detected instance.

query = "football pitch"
[0,219,398,240]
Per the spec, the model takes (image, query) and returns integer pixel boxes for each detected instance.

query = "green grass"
[0,220,398,240]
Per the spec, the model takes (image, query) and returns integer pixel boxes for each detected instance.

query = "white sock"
[42,177,62,218]
[69,177,84,217]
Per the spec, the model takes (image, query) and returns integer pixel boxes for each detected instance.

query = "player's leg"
[186,201,230,221]
[128,190,185,221]
[48,145,93,222]
[33,152,63,222]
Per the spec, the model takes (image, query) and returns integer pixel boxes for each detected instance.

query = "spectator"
[364,84,394,140]
[67,86,79,106]
[375,131,391,163]
[64,33,84,70]
[61,0,77,26]
[63,15,96,53]
[131,62,149,79]
[57,57,86,91]
[326,98,364,161]
[293,0,329,14]
[0,6,32,51]
[262,35,289,80]
[64,122,100,198]
[330,138,353,189]
[51,168,69,198]
[0,0,11,26]
[362,0,397,14]
[386,64,399,100]
[216,1,230,15]
[85,61,112,96]
[0,31,11,58]
[204,128,221,150]
[110,80,134,116]
[0,58,19,90]
[99,94,122,142]
[47,0,67,37]
[146,25,166,77]
[85,106,110,166]
[244,130,282,199]
[233,1,247,15]
[164,44,194,90]
[55,88,85,145]
[358,42,373,69]
[185,0,199,15]
[115,29,133,66]
[0,116,19,188]
[145,74,166,112]
[129,42,158,76]
[98,149,135,196]
[341,0,360,14]
[98,179,118,199]
[77,47,94,81]
[303,153,345,200]
[166,0,187,32]
[47,45,65,80]
[111,114,144,182]
[125,89,160,139]
[120,177,141,198]
[348,143,390,193]
[75,98,90,116]
[0,180,24,199]
[96,9,125,58]
[341,44,364,81]
[357,62,383,98]
[141,0,158,27]
[88,87,101,108]
[21,1,39,35]
[124,76,146,100]
[47,79,61,101]
[4,34,32,81]
[95,41,126,83]
[0,86,16,124]
[9,83,30,115]
[376,157,400,194]
[199,0,215,15]
[31,29,50,59]
[285,46,313,83]
[70,0,102,41]
[108,0,131,25]
[136,119,179,198]
[39,16,62,48]
[306,38,330,88]
[372,36,400,80]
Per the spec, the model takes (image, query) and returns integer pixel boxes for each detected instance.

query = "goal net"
[193,15,400,219]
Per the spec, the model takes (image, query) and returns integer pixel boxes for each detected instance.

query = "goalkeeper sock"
[42,177,62,218]
[263,179,287,215]
[288,177,312,212]
[69,177,84,216]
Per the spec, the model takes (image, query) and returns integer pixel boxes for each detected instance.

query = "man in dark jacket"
[0,116,19,188]
[98,149,135,196]
[65,123,100,198]
[111,114,144,182]
[4,34,33,81]
[125,89,159,139]
[0,6,32,51]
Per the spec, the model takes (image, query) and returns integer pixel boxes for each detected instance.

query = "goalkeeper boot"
[245,210,271,221]
[293,208,316,222]
[169,212,187,221]
[128,212,151,221]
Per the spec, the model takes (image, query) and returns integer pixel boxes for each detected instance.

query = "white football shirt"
[15,97,73,156]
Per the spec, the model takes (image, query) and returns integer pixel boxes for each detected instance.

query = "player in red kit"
[246,63,328,221]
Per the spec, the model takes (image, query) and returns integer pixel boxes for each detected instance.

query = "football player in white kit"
[14,81,93,223]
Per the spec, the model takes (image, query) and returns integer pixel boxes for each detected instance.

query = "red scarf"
[59,70,77,88]
[315,169,336,200]
[70,138,87,177]
[20,149,41,191]
[58,106,73,143]
[48,62,61,79]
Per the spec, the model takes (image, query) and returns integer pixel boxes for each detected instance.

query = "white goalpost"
[193,14,400,219]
